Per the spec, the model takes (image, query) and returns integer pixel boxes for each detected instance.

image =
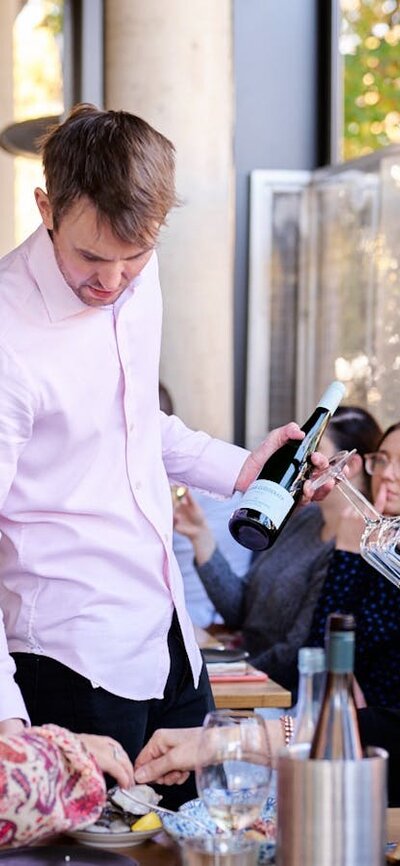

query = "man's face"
[35,191,155,307]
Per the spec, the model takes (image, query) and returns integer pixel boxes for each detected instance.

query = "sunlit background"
[6,0,400,439]
[14,0,63,242]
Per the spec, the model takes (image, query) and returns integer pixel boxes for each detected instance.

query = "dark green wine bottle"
[309,612,363,760]
[229,380,345,551]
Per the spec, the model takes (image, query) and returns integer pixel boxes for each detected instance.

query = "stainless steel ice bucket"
[277,744,388,866]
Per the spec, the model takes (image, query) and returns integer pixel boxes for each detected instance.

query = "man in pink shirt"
[0,104,325,807]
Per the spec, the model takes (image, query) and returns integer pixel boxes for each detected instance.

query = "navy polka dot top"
[308,549,400,707]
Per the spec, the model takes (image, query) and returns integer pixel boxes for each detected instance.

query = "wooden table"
[194,625,291,710]
[52,809,400,864]
[50,831,181,865]
[211,672,291,710]
[105,831,180,864]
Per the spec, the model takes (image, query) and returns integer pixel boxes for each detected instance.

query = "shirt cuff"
[0,682,30,726]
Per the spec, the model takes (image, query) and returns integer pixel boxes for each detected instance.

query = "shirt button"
[128,421,135,432]
[135,481,142,490]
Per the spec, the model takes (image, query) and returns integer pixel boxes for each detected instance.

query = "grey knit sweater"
[196,503,334,692]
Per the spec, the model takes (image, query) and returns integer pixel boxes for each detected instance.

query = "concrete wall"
[105,0,235,440]
[233,0,320,442]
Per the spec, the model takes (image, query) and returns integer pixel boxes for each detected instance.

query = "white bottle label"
[239,479,294,528]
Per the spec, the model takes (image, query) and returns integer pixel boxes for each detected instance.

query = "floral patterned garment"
[0,724,106,847]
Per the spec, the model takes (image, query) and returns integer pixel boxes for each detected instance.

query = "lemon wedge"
[131,811,162,832]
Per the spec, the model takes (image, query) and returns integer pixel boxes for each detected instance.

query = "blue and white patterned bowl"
[161,794,277,864]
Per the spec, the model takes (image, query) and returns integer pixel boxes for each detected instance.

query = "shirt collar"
[26,223,142,322]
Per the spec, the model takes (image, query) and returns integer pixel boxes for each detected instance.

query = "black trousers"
[12,612,215,809]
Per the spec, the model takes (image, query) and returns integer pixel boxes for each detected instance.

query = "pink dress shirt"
[0,225,248,723]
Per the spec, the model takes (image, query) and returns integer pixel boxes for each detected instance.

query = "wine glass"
[195,709,272,836]
[310,450,400,588]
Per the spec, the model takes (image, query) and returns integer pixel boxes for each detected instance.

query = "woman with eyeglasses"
[307,421,400,707]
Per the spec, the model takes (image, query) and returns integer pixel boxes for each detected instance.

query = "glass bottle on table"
[309,612,363,760]
[291,646,325,746]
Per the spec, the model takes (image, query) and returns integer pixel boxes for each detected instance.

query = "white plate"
[67,827,161,849]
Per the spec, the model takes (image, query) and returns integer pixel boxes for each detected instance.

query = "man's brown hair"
[40,103,178,245]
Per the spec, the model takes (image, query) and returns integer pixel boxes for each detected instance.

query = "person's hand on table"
[134,721,288,783]
[234,422,333,502]
[77,734,135,788]
[134,728,202,785]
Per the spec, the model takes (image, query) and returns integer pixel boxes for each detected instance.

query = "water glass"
[181,835,259,866]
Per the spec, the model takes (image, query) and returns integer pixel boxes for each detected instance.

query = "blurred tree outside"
[13,0,64,243]
[341,0,400,159]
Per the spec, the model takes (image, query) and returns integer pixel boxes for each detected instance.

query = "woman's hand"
[173,490,216,565]
[77,734,135,789]
[134,721,285,783]
[335,483,387,553]
[134,728,201,785]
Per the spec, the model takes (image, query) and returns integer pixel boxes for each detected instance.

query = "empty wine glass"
[195,709,272,836]
[311,450,400,588]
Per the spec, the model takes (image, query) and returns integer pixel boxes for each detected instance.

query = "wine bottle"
[309,612,363,759]
[291,647,325,746]
[228,380,345,551]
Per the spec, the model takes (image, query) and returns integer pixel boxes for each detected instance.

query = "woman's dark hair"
[327,405,382,495]
[328,405,382,459]
[376,422,400,450]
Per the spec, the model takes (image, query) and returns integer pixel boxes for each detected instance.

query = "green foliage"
[342,0,400,159]
[38,0,64,38]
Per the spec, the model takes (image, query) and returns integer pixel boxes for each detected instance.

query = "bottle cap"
[317,380,346,414]
[327,612,356,632]
[298,646,325,674]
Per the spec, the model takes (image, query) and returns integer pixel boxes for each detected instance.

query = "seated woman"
[308,421,400,707]
[172,406,382,692]
[0,726,133,847]
[159,382,251,627]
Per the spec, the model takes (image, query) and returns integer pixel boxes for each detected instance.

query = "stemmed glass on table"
[195,709,272,837]
[311,450,400,587]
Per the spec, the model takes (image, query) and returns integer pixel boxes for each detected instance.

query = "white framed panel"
[246,170,311,449]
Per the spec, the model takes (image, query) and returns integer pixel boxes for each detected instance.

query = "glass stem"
[336,474,381,524]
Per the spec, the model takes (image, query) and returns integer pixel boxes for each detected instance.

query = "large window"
[340,0,400,160]
[246,149,400,445]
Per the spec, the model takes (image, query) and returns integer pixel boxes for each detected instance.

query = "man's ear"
[34,188,54,230]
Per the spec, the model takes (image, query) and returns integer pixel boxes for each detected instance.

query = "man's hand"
[235,422,333,502]
[134,728,201,785]
[0,718,25,736]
